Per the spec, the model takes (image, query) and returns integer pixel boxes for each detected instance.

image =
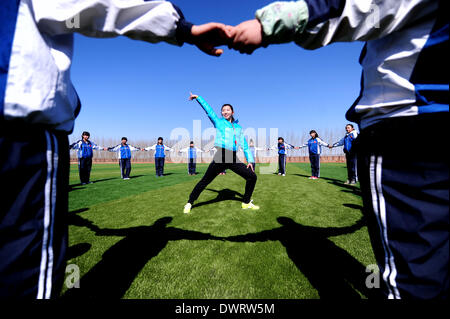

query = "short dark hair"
[190,141,194,144]
[121,137,128,141]
[278,137,284,142]
[82,131,90,137]
[309,130,319,138]
[346,124,354,128]
[158,137,163,140]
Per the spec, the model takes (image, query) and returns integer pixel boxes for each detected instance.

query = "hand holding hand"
[228,19,264,54]
[190,23,233,57]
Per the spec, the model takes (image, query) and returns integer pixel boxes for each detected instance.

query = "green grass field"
[64,162,376,299]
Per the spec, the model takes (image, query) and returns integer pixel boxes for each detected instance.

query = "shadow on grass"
[67,243,91,260]
[343,203,364,210]
[63,216,223,299]
[292,173,362,196]
[192,188,244,209]
[64,213,380,299]
[129,174,145,179]
[223,216,382,299]
[69,177,118,190]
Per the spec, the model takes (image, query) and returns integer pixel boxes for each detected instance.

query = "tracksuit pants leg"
[120,158,131,178]
[0,125,69,298]
[188,158,196,174]
[155,157,164,176]
[278,154,286,174]
[309,153,320,177]
[356,113,449,299]
[346,151,357,182]
[78,157,92,184]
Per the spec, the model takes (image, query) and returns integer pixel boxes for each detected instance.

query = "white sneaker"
[123,177,130,180]
[282,174,285,176]
[183,203,192,214]
[278,173,281,175]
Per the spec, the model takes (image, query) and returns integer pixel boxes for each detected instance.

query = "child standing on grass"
[144,137,173,177]
[179,141,204,175]
[299,130,330,180]
[184,93,258,214]
[330,124,358,185]
[107,137,142,180]
[271,137,295,176]
[70,131,106,184]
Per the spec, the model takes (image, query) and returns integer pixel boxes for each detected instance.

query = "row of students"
[69,133,221,182]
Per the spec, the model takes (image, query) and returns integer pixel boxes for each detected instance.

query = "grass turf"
[63,161,376,299]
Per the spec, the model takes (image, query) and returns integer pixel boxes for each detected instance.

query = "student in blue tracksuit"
[229,0,448,299]
[184,93,259,213]
[179,141,204,175]
[0,1,232,298]
[145,137,173,177]
[299,130,330,179]
[330,124,358,185]
[108,137,142,180]
[271,137,295,176]
[70,131,106,184]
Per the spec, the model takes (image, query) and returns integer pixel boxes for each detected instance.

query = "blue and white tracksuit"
[333,130,358,182]
[300,138,329,177]
[180,147,203,174]
[70,139,103,184]
[108,144,140,179]
[145,144,172,176]
[272,142,294,175]
[256,0,448,298]
[0,0,194,298]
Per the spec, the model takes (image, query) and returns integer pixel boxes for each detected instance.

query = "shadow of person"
[63,216,222,299]
[224,216,381,299]
[192,188,244,209]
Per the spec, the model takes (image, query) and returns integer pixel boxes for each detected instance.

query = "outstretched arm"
[228,0,437,53]
[189,92,220,125]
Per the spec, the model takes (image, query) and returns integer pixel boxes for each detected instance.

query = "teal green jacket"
[196,96,254,163]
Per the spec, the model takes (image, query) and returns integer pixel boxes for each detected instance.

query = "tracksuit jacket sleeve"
[333,137,345,148]
[129,145,141,151]
[30,0,193,45]
[69,140,82,149]
[107,145,121,152]
[144,144,155,151]
[196,96,220,127]
[91,142,104,150]
[316,138,329,147]
[255,0,436,49]
[164,145,172,151]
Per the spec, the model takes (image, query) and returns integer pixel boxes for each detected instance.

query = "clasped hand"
[191,19,263,56]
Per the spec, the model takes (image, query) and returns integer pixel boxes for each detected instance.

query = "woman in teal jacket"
[184,93,259,213]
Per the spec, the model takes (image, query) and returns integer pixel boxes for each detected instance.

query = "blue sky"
[69,0,364,144]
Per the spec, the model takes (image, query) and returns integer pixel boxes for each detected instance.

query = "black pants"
[356,113,449,299]
[345,151,357,182]
[188,147,257,204]
[278,154,286,174]
[155,157,164,176]
[78,157,92,183]
[309,153,320,177]
[0,124,69,298]
[188,158,196,175]
[119,158,131,178]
